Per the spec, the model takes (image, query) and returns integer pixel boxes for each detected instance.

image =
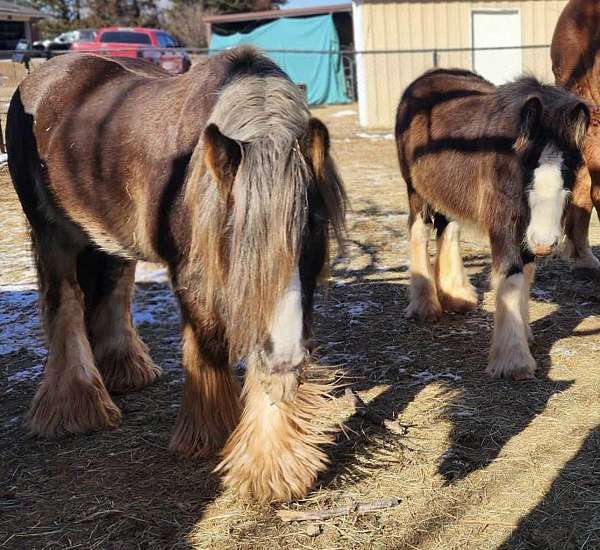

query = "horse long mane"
[185,49,341,359]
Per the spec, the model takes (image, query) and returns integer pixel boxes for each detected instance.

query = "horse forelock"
[190,73,313,359]
[496,76,587,149]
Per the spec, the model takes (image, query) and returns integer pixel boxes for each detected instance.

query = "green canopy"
[210,14,349,105]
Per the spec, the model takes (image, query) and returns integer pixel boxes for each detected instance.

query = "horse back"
[10,53,217,262]
[395,69,517,225]
[551,0,600,102]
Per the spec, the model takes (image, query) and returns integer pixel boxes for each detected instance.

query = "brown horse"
[6,47,346,501]
[552,0,600,273]
[396,69,589,380]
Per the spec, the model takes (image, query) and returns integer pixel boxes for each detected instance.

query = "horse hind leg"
[405,195,442,321]
[27,234,121,436]
[561,163,600,273]
[434,216,478,313]
[78,249,160,393]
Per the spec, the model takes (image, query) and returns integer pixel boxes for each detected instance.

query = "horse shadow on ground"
[498,425,600,549]
[317,239,600,497]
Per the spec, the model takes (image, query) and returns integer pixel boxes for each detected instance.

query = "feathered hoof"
[97,342,161,393]
[487,346,536,381]
[405,298,443,322]
[27,374,122,437]
[215,368,333,502]
[560,241,600,273]
[438,284,478,313]
[168,401,240,460]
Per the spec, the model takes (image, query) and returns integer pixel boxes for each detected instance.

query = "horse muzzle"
[530,238,558,257]
[531,244,555,256]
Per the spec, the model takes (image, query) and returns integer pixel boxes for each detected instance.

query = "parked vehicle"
[71,27,191,74]
[33,29,96,54]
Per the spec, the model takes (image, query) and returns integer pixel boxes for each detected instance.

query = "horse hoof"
[27,376,122,437]
[98,346,162,394]
[486,350,537,381]
[405,300,443,322]
[438,285,478,314]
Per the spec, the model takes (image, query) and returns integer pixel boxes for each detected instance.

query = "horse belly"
[410,155,483,224]
[44,160,159,262]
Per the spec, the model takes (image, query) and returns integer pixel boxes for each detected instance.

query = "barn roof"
[203,4,351,25]
[0,1,48,19]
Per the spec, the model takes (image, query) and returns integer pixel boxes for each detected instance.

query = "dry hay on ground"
[2,105,600,549]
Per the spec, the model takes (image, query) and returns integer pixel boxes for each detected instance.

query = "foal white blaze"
[268,266,305,369]
[526,144,569,256]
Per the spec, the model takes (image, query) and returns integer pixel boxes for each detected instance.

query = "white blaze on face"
[526,144,568,254]
[268,266,305,367]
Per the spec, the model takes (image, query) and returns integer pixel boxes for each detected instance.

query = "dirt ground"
[2,103,600,550]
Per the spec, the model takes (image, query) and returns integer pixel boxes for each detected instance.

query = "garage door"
[472,10,522,85]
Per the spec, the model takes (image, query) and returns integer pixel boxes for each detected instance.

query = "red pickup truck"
[71,27,191,75]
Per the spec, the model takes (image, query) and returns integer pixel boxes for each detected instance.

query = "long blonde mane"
[185,60,316,359]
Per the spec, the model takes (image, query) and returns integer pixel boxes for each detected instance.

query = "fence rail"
[0,44,555,131]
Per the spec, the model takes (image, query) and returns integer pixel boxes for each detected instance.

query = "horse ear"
[515,96,543,153]
[513,96,544,153]
[570,102,590,149]
[204,123,242,197]
[308,117,330,181]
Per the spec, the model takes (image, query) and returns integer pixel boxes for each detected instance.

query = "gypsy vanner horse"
[552,0,600,273]
[7,48,346,501]
[396,69,589,380]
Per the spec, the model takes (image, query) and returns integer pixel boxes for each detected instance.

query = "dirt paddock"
[2,104,600,549]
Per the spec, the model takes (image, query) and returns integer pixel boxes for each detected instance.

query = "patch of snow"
[330,109,356,118]
[356,132,394,141]
[132,284,179,327]
[135,264,169,284]
[0,153,7,165]
[7,363,43,382]
[0,285,45,358]
[339,300,379,317]
[346,302,369,316]
[531,287,552,301]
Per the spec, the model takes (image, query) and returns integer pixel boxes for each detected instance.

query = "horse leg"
[216,355,332,502]
[562,164,600,272]
[588,143,600,267]
[27,235,121,436]
[405,192,442,321]
[486,234,536,380]
[521,260,536,344]
[169,306,241,458]
[78,249,161,393]
[434,216,477,313]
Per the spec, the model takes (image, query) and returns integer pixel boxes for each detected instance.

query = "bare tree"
[161,3,208,48]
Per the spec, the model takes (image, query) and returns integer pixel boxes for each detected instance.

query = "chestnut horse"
[552,0,600,273]
[396,69,589,380]
[7,47,345,501]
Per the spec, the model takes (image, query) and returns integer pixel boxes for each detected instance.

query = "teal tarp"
[209,14,349,105]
